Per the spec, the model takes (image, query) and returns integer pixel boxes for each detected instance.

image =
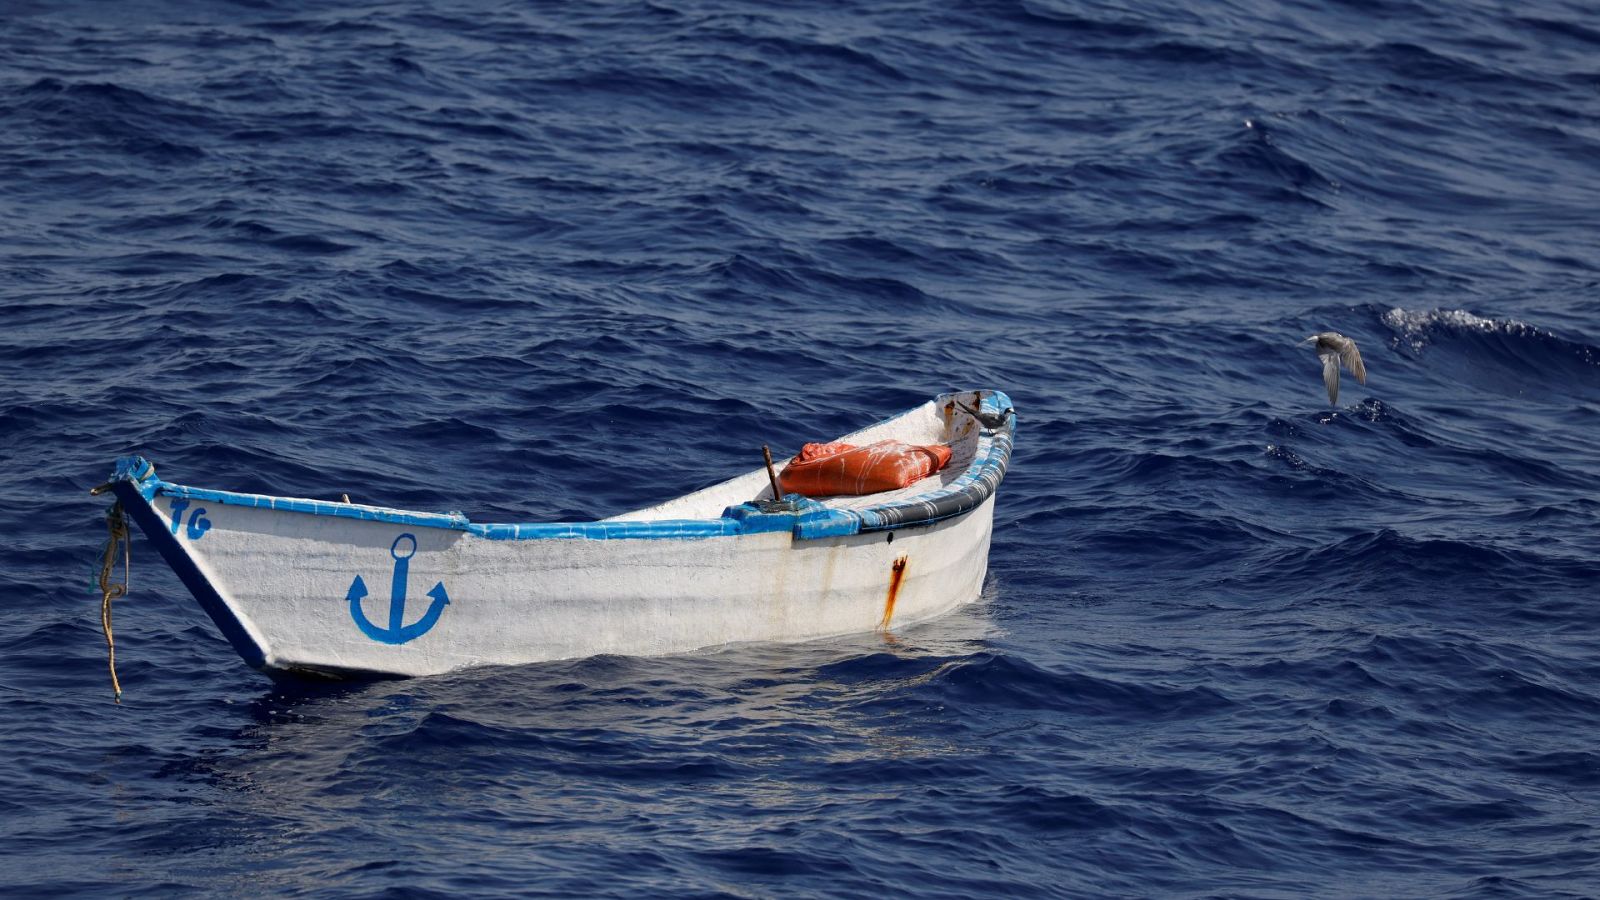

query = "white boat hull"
[104,390,1014,679]
[131,493,993,677]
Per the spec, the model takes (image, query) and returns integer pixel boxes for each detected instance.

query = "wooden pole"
[762,445,783,501]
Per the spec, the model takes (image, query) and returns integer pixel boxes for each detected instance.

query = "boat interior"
[604,390,994,522]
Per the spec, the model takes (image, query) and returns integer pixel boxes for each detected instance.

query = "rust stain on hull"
[880,555,909,631]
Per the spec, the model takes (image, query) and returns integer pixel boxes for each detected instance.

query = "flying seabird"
[1302,332,1366,405]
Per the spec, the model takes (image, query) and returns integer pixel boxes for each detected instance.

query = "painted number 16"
[168,499,212,541]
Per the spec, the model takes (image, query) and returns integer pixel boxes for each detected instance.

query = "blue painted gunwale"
[107,390,1015,543]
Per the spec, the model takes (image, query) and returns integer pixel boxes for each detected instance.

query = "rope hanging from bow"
[94,498,131,702]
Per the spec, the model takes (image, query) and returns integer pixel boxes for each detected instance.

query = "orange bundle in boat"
[779,440,954,497]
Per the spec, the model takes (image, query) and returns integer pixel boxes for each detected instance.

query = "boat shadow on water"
[179,584,1006,805]
[117,584,1014,894]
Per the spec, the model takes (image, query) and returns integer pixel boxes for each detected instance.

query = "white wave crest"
[1382,307,1543,352]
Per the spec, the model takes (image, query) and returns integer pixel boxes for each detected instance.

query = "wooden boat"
[99,390,1015,679]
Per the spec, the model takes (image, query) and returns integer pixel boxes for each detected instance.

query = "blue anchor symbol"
[347,534,450,644]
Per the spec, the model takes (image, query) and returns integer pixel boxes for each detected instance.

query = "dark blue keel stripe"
[112,481,268,670]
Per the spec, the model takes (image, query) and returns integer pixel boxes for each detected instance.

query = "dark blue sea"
[5,0,1600,895]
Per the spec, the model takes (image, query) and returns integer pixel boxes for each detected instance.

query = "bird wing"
[1341,338,1366,385]
[1320,350,1340,405]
